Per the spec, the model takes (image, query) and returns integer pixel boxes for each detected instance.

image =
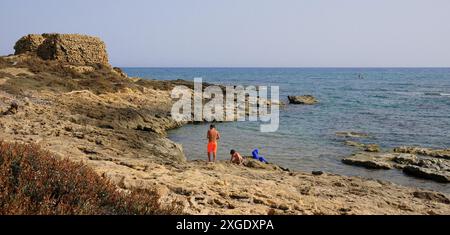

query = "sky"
[1,0,449,67]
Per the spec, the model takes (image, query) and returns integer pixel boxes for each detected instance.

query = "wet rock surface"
[287,95,318,105]
[342,152,394,169]
[402,158,450,183]
[403,165,450,183]
[345,140,380,152]
[392,154,418,166]
[394,146,450,160]
[342,151,450,183]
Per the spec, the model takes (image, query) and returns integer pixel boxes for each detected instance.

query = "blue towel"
[251,149,268,163]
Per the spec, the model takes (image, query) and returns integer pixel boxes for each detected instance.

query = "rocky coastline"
[0,34,449,215]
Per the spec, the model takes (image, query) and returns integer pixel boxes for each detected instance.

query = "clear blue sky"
[1,0,449,67]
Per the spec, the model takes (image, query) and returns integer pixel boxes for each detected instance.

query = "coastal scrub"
[0,140,182,215]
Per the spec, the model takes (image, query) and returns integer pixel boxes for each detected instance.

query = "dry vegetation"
[1,56,132,95]
[0,56,220,96]
[0,140,183,215]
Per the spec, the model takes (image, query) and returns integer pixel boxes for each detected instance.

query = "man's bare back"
[207,125,220,163]
[207,128,220,143]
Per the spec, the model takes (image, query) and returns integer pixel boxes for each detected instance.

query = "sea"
[123,68,450,193]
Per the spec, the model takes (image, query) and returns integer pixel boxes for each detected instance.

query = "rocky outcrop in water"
[394,146,450,160]
[404,158,450,183]
[287,95,318,105]
[342,152,394,169]
[335,131,369,138]
[392,154,418,166]
[345,141,380,152]
[342,151,450,183]
[404,165,450,183]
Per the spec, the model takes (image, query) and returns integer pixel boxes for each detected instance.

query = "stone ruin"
[14,33,110,66]
[13,34,46,55]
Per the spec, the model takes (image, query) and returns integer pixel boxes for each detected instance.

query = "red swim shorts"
[207,142,217,153]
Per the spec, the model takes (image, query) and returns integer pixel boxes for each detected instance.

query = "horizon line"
[119,66,450,69]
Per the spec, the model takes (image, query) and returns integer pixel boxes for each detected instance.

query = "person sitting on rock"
[230,149,244,165]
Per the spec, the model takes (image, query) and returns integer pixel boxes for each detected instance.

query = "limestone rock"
[2,101,19,115]
[151,138,186,163]
[364,144,380,152]
[342,152,394,169]
[394,146,450,160]
[403,165,450,183]
[287,95,318,105]
[392,154,418,165]
[344,150,450,183]
[63,65,95,74]
[412,191,450,204]
[345,141,380,152]
[312,171,324,175]
[113,67,128,78]
[14,34,46,54]
[14,33,109,66]
[243,157,279,171]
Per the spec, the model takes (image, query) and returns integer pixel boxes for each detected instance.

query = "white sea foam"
[424,92,450,97]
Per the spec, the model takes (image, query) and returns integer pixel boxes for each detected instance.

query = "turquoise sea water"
[123,68,450,193]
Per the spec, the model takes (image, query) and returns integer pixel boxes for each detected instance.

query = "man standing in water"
[207,124,220,163]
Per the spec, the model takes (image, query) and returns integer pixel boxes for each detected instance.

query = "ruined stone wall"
[14,33,110,66]
[14,34,46,54]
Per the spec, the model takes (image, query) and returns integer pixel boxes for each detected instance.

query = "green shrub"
[0,140,183,215]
